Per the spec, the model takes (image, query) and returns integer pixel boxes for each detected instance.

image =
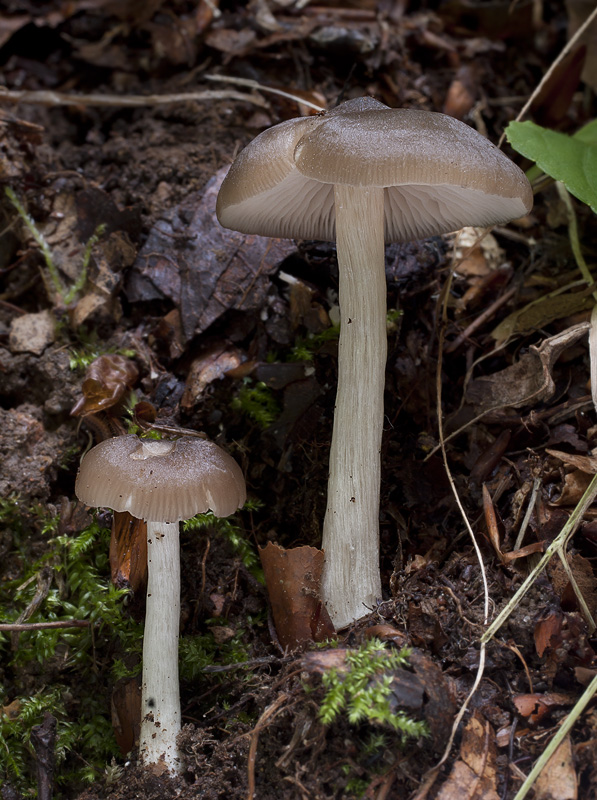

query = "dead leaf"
[127,167,295,342]
[548,552,597,617]
[551,470,593,506]
[71,354,139,417]
[491,288,594,342]
[467,323,590,411]
[436,710,499,800]
[535,610,565,658]
[533,734,578,800]
[110,511,147,593]
[547,449,597,475]
[259,542,334,649]
[111,678,141,756]
[181,345,245,412]
[514,692,576,726]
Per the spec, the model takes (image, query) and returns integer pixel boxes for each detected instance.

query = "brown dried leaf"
[181,345,245,412]
[483,484,505,563]
[71,354,139,417]
[436,710,499,800]
[513,692,574,725]
[533,735,577,800]
[535,611,565,658]
[491,288,594,342]
[467,323,590,411]
[111,678,141,756]
[551,469,593,506]
[259,542,334,649]
[110,511,147,593]
[547,449,597,475]
[127,167,295,342]
[548,552,597,616]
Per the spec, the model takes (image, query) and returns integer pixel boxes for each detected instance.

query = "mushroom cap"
[216,97,533,242]
[75,435,246,522]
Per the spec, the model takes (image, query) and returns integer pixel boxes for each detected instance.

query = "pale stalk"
[139,521,182,773]
[321,185,386,629]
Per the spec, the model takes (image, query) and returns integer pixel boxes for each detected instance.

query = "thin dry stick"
[429,268,490,777]
[246,693,291,800]
[0,86,269,110]
[513,476,541,551]
[444,284,517,354]
[205,74,325,112]
[0,620,89,631]
[497,3,597,146]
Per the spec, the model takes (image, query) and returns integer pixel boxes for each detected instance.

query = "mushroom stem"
[139,521,182,773]
[321,185,386,629]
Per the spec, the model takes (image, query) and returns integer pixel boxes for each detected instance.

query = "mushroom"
[216,97,532,629]
[75,434,246,773]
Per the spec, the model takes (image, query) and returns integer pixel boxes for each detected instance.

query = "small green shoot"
[5,185,106,304]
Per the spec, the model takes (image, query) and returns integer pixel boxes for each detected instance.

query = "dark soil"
[2,2,597,799]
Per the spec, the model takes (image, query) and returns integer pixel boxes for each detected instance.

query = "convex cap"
[217,97,533,242]
[75,435,246,522]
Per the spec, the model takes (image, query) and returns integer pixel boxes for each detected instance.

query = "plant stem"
[321,186,385,629]
[139,521,182,773]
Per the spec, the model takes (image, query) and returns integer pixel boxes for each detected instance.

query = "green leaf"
[506,120,597,213]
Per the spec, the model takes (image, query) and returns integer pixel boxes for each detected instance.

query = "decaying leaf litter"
[1,1,597,798]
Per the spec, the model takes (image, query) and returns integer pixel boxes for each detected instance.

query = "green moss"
[0,511,141,793]
[184,506,264,581]
[318,638,429,740]
[230,379,280,429]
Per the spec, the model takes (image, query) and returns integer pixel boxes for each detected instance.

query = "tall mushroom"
[217,97,532,629]
[75,434,246,773]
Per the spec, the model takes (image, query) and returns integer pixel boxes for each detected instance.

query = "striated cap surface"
[217,97,533,243]
[75,435,246,522]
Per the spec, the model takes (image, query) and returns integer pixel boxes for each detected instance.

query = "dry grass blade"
[0,87,269,109]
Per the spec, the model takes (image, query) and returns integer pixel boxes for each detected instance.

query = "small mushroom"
[217,97,532,629]
[75,434,246,773]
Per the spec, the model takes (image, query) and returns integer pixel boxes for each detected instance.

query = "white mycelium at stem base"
[139,520,181,772]
[321,185,385,630]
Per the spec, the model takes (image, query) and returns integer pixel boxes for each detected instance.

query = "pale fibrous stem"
[139,520,182,773]
[321,185,386,629]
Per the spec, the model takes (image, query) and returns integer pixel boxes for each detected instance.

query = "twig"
[444,285,517,353]
[205,75,325,112]
[246,693,291,800]
[0,86,269,110]
[0,620,90,631]
[201,655,281,673]
[513,477,541,551]
[419,267,490,789]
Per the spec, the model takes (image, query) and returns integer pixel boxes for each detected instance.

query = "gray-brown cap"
[216,97,533,242]
[75,435,246,522]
